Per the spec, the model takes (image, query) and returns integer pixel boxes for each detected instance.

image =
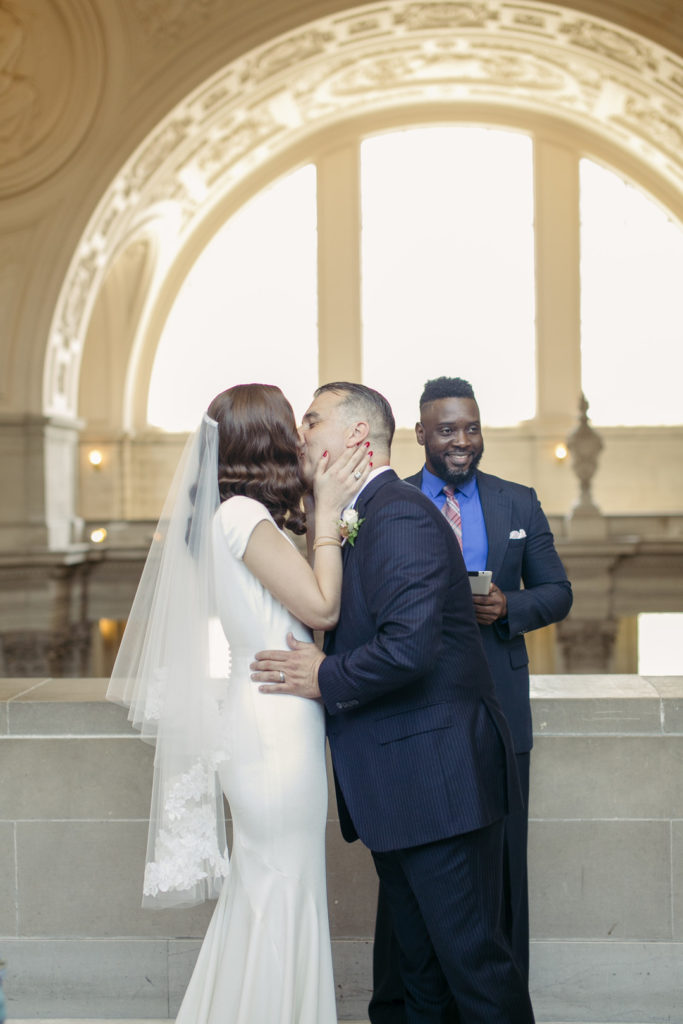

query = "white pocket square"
[509,529,526,539]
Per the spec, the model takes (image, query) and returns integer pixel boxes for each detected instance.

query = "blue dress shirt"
[420,465,489,571]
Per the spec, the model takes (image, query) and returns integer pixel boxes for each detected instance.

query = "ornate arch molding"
[45,0,683,420]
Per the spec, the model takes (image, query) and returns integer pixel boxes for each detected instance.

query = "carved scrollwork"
[560,18,658,73]
[394,2,497,31]
[133,0,219,41]
[618,96,683,160]
[243,30,334,86]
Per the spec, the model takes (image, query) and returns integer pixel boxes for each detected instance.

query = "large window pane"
[148,165,318,430]
[361,126,535,427]
[580,159,683,425]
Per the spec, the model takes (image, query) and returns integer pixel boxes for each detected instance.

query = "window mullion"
[534,137,582,428]
[316,142,362,384]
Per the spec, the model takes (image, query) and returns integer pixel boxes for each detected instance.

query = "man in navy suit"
[253,382,534,1023]
[371,376,572,1022]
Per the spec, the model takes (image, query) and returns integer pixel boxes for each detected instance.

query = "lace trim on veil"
[144,755,230,899]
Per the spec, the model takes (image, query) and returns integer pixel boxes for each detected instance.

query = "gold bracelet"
[313,538,342,551]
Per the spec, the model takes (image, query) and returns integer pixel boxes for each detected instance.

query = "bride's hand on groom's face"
[313,442,372,512]
[251,632,325,700]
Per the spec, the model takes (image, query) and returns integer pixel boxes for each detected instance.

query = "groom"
[252,382,534,1023]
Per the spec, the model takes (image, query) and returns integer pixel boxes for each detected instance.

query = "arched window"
[148,165,318,430]
[580,158,683,426]
[147,124,682,435]
[361,126,535,428]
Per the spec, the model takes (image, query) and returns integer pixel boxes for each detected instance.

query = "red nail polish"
[369,451,373,457]
[365,441,370,447]
[322,450,328,457]
[369,462,373,468]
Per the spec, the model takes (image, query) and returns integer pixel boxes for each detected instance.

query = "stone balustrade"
[1,675,681,1021]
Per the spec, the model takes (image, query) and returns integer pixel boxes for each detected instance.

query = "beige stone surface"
[530,735,683,819]
[2,677,681,1019]
[10,677,108,701]
[16,821,214,940]
[529,820,672,940]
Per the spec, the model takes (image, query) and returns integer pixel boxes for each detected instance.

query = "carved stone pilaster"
[0,414,84,552]
[556,617,619,673]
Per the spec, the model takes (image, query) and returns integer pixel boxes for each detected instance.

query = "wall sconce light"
[88,449,103,468]
[90,527,108,544]
[554,443,568,461]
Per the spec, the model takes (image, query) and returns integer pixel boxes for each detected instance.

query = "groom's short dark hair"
[315,382,396,449]
[420,376,476,409]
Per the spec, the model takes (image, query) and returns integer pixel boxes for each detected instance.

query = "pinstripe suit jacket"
[405,469,573,753]
[317,469,519,851]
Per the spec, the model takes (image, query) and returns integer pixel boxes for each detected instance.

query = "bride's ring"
[279,670,285,683]
[353,469,362,480]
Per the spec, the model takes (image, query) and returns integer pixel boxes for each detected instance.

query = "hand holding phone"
[468,570,492,595]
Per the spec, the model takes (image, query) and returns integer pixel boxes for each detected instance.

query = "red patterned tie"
[442,485,463,550]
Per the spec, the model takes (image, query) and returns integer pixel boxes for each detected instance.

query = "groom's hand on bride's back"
[251,632,325,700]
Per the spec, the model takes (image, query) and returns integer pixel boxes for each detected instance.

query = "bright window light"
[637,613,683,675]
[360,126,536,428]
[580,159,683,426]
[148,165,318,430]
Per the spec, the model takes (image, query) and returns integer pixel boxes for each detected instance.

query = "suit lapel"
[354,468,398,520]
[342,469,397,565]
[476,471,511,577]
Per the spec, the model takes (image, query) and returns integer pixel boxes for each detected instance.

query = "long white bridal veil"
[107,413,231,908]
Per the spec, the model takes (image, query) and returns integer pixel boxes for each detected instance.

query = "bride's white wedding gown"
[175,496,337,1024]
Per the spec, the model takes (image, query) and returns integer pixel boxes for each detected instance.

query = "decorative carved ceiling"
[44,0,683,417]
[132,0,221,41]
[0,0,104,197]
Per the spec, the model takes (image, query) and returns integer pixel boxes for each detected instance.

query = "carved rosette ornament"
[45,0,683,419]
[0,0,105,196]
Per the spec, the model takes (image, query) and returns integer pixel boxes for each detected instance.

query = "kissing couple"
[109,381,534,1024]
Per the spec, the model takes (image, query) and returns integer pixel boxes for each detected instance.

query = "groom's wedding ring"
[353,469,362,480]
[279,670,285,683]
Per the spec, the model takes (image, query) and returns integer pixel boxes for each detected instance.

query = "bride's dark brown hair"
[207,384,307,534]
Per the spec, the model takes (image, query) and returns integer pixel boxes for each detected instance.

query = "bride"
[107,383,370,1023]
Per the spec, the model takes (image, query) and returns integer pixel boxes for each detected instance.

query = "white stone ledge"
[3,674,682,703]
[531,674,682,699]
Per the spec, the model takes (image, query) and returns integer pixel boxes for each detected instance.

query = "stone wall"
[1,675,681,1022]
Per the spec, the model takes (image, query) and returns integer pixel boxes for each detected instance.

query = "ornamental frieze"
[393,3,497,31]
[133,0,220,41]
[560,19,658,73]
[619,96,683,161]
[243,30,335,86]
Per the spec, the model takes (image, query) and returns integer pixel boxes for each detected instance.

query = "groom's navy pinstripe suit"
[317,469,534,1023]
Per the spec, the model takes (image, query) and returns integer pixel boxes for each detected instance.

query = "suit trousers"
[370,821,534,1024]
[370,753,532,1024]
[502,752,530,981]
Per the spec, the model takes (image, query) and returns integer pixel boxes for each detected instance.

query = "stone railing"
[1,675,682,1021]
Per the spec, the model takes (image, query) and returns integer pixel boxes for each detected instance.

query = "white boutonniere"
[339,507,364,546]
